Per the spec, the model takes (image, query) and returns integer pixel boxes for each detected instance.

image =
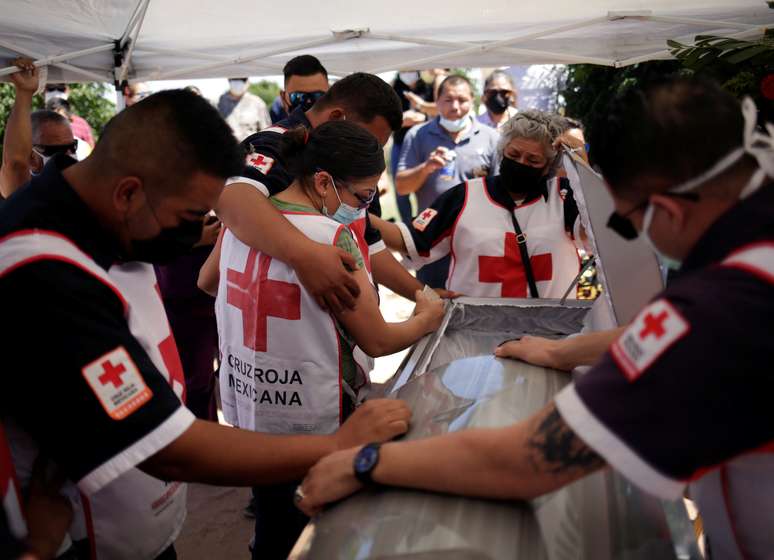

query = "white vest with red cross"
[0,231,188,560]
[216,211,371,435]
[447,177,581,298]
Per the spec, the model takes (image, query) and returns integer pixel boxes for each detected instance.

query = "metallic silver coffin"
[291,299,700,560]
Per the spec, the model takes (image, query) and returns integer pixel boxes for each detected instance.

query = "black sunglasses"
[485,89,513,96]
[33,140,78,158]
[606,192,700,240]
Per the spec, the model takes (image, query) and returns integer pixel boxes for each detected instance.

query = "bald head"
[92,89,243,194]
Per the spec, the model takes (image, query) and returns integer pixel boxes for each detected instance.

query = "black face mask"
[484,92,510,115]
[499,157,546,198]
[129,219,203,264]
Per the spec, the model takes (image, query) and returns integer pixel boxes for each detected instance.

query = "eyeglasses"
[606,192,699,240]
[32,140,78,158]
[485,89,513,96]
[341,180,377,209]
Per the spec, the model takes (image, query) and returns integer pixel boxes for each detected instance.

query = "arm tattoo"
[527,405,605,475]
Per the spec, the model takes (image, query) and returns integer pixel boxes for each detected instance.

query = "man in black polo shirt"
[298,78,774,559]
[214,72,447,311]
[0,89,410,560]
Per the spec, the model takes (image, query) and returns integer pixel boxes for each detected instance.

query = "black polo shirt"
[0,156,191,492]
[556,183,774,495]
[229,107,384,248]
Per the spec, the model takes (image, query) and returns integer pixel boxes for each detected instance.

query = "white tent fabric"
[0,0,771,83]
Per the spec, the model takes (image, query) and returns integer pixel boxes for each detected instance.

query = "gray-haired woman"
[372,109,588,299]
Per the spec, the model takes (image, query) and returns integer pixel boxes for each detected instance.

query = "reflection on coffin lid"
[291,299,699,560]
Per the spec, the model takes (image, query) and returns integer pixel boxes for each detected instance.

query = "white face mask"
[44,90,68,103]
[439,113,470,133]
[639,96,774,269]
[228,80,248,96]
[398,72,420,85]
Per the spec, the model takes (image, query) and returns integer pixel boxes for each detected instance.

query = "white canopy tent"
[0,0,771,88]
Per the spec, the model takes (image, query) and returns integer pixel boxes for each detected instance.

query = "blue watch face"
[355,446,379,473]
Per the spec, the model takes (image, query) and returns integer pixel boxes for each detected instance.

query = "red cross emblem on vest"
[478,232,552,297]
[638,310,669,340]
[98,360,127,389]
[227,249,301,352]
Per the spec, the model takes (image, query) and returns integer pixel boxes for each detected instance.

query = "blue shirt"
[397,116,499,210]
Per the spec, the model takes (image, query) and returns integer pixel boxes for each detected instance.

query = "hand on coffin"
[296,446,361,517]
[494,335,570,372]
[334,399,411,451]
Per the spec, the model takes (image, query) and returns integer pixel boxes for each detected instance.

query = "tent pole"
[641,16,758,30]
[0,43,114,78]
[119,0,147,48]
[366,17,610,73]
[0,40,108,81]
[117,0,152,82]
[134,35,344,82]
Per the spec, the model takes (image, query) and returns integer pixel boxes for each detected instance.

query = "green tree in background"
[0,81,115,159]
[561,28,774,158]
[249,79,280,107]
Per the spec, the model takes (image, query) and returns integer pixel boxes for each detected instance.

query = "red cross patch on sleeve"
[412,208,438,232]
[246,152,275,175]
[82,346,153,420]
[610,299,690,382]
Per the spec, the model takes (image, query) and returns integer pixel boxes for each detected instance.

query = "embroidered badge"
[412,208,438,232]
[82,347,153,420]
[610,299,690,382]
[246,152,275,175]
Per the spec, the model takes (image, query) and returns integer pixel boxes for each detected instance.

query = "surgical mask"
[228,79,248,96]
[499,157,546,197]
[484,91,510,115]
[323,178,365,226]
[640,204,683,270]
[398,72,420,85]
[44,90,67,103]
[439,114,469,133]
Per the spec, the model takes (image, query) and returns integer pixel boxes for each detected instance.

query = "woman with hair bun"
[214,120,445,558]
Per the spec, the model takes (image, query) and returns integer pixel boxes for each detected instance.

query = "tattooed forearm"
[527,404,605,475]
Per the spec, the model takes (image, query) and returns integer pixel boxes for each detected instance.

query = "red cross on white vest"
[478,232,553,297]
[227,249,301,352]
[98,360,127,389]
[638,310,669,340]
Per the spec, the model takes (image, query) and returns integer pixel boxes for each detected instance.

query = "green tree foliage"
[249,79,280,107]
[0,81,116,159]
[562,30,774,149]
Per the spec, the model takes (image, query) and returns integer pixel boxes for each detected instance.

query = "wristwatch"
[353,443,382,485]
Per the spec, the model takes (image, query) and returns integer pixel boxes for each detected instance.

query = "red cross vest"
[0,230,189,560]
[216,211,372,435]
[447,177,581,298]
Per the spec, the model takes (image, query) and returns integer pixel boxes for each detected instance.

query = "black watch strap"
[353,442,382,485]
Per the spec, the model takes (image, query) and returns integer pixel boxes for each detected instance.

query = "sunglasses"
[32,140,78,158]
[485,89,513,96]
[318,170,377,209]
[288,91,325,109]
[606,192,700,240]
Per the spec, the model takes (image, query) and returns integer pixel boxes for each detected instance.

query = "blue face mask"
[323,177,366,226]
